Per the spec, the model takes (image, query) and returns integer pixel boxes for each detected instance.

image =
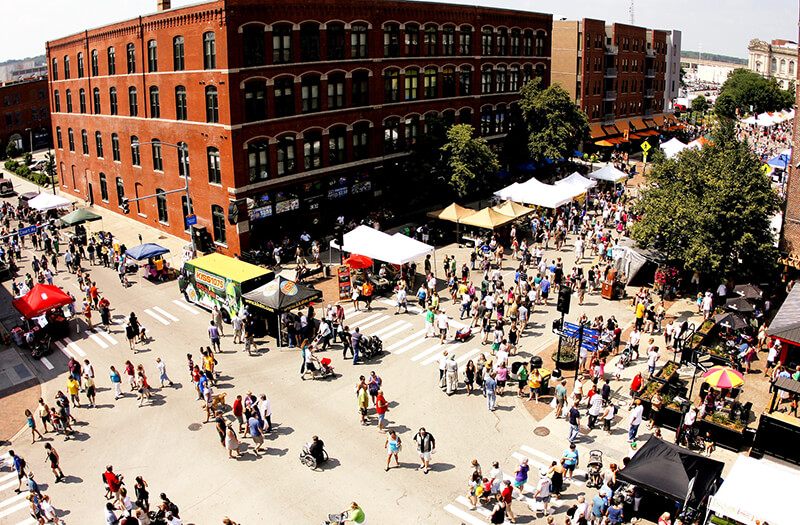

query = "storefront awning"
[767,281,800,345]
[638,129,660,137]
[607,137,628,144]
[629,118,647,131]
[590,124,607,139]
[653,115,666,127]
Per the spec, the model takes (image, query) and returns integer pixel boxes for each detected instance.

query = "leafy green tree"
[716,68,794,118]
[440,124,500,197]
[518,78,589,163]
[5,141,18,159]
[691,95,708,113]
[23,152,33,166]
[631,120,779,283]
[44,152,56,187]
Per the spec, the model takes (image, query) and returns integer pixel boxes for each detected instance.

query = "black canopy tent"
[243,276,322,346]
[617,438,723,505]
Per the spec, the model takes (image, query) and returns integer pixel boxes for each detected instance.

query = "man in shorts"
[9,450,27,493]
[375,390,388,432]
[534,469,552,515]
[247,412,265,455]
[208,321,221,352]
[413,427,435,474]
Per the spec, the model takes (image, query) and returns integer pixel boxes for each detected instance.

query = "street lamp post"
[131,141,196,254]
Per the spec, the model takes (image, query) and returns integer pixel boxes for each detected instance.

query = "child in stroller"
[586,450,603,488]
[455,326,472,342]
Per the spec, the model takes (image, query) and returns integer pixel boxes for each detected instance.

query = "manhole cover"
[188,423,202,431]
[533,426,550,437]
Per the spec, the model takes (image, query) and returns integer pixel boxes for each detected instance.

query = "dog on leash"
[210,392,227,411]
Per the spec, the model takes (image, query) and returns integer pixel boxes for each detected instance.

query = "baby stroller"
[586,450,604,488]
[455,326,473,342]
[361,335,383,360]
[317,358,335,379]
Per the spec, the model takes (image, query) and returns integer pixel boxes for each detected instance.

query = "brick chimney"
[157,0,171,11]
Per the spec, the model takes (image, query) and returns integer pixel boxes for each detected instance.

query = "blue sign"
[185,214,197,226]
[19,225,37,237]
[563,322,599,351]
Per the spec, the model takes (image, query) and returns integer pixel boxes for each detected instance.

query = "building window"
[481,107,493,135]
[510,29,521,55]
[126,43,136,74]
[243,26,266,67]
[482,28,493,55]
[95,131,104,158]
[64,55,70,79]
[151,139,163,171]
[405,116,419,147]
[495,104,506,132]
[780,59,787,74]
[205,86,219,123]
[244,81,266,122]
[68,128,75,151]
[156,189,168,223]
[77,52,85,77]
[147,39,158,72]
[384,24,400,57]
[459,66,472,96]
[425,25,438,56]
[56,127,63,149]
[353,123,370,160]
[100,173,108,202]
[791,61,796,76]
[384,118,400,152]
[274,78,294,117]
[327,24,345,60]
[405,24,420,57]
[329,127,346,165]
[300,76,321,113]
[497,28,508,55]
[109,88,118,115]
[384,69,400,102]
[207,147,221,184]
[79,89,86,114]
[300,24,320,62]
[54,91,61,112]
[352,71,369,106]
[496,65,507,92]
[91,49,99,76]
[523,30,533,56]
[510,65,520,91]
[273,25,292,64]
[116,177,125,206]
[248,141,269,182]
[535,64,545,79]
[481,66,493,94]
[203,32,216,69]
[424,67,438,99]
[212,205,226,245]
[66,90,73,112]
[177,142,189,177]
[130,136,140,166]
[128,87,138,116]
[442,67,456,97]
[535,31,546,57]
[149,86,160,118]
[327,73,345,109]
[107,47,116,75]
[93,88,101,114]
[276,137,296,175]
[81,129,89,155]
[459,26,472,56]
[303,132,322,170]
[182,195,194,231]
[404,69,419,100]
[173,36,184,71]
[175,85,187,120]
[351,24,368,59]
[442,26,455,56]
[111,133,120,161]
[51,57,58,81]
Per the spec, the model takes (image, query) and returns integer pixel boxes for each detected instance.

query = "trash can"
[538,368,552,395]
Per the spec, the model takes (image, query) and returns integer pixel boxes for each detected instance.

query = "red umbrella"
[344,254,373,269]
[12,284,74,319]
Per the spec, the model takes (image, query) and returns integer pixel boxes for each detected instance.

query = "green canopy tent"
[59,208,102,226]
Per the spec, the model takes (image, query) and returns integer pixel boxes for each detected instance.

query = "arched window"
[327,24,345,60]
[482,28,493,55]
[496,65,507,93]
[384,69,400,102]
[510,29,521,56]
[99,173,108,202]
[480,106,493,135]
[173,36,185,71]
[353,71,369,106]
[149,86,160,118]
[148,39,158,72]
[51,57,58,81]
[212,205,226,245]
[130,135,140,166]
[274,78,294,117]
[109,87,118,115]
[93,87,101,114]
[405,69,419,100]
[301,75,321,113]
[383,118,401,152]
[384,24,400,57]
[126,43,136,74]
[300,24,320,62]
[442,26,455,56]
[79,88,86,114]
[329,126,346,165]
[77,52,84,78]
[243,26,266,67]
[66,89,73,112]
[351,24,369,58]
[497,28,508,55]
[107,46,116,75]
[247,141,269,182]
[481,66,493,94]
[276,137,296,175]
[207,147,221,184]
[244,81,267,122]
[535,31,546,57]
[460,66,472,96]
[205,86,219,123]
[203,32,216,69]
[771,57,777,72]
[175,85,187,120]
[424,67,438,99]
[81,129,89,155]
[91,49,99,76]
[405,24,420,57]
[328,73,345,109]
[424,25,438,56]
[353,122,370,160]
[111,133,120,161]
[156,189,168,223]
[63,55,70,79]
[177,141,189,177]
[68,129,75,151]
[790,61,796,75]
[56,126,62,149]
[95,131,104,158]
[128,87,138,117]
[510,65,520,91]
[53,90,61,113]
[273,25,292,64]
[442,67,456,97]
[780,59,786,73]
[151,139,163,171]
[115,177,125,206]
[303,131,322,170]
[459,26,472,56]
[404,116,419,147]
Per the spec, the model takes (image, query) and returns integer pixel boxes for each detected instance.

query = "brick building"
[46,0,552,255]
[781,30,800,265]
[551,20,681,145]
[0,77,51,155]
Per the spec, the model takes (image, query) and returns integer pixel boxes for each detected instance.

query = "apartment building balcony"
[605,68,618,78]
[644,88,655,98]
[645,69,656,78]
[605,44,618,55]
[603,113,616,125]
[603,90,617,101]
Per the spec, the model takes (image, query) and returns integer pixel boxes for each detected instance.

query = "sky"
[1,0,797,63]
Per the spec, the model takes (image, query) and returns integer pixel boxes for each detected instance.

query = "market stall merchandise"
[660,137,688,159]
[343,254,373,269]
[125,243,173,281]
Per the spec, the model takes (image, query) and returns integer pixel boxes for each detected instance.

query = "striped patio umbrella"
[702,366,744,389]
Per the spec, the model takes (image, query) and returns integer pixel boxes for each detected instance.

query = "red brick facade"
[47,0,552,255]
[0,78,51,154]
[782,20,800,263]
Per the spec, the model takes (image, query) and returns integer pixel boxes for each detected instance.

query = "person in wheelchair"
[308,435,326,465]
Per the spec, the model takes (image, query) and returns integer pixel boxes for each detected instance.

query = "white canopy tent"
[756,112,779,127]
[589,164,628,183]
[707,455,798,525]
[741,115,758,125]
[494,178,576,208]
[660,137,688,159]
[555,172,597,192]
[28,193,71,211]
[686,138,705,150]
[493,182,521,200]
[334,225,434,265]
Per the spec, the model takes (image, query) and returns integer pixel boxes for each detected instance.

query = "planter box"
[698,417,750,452]
[658,405,684,430]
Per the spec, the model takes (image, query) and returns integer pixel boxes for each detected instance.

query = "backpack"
[18,457,26,470]
[168,501,180,517]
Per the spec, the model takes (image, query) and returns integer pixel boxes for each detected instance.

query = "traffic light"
[552,317,563,333]
[228,201,239,225]
[556,286,571,314]
[121,197,130,215]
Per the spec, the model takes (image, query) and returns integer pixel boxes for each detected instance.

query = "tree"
[44,152,56,188]
[715,68,794,118]
[691,95,708,113]
[440,124,500,197]
[518,78,589,163]
[5,141,18,159]
[631,120,780,283]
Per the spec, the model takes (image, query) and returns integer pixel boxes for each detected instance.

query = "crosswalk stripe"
[455,496,492,519]
[0,501,30,519]
[64,337,86,357]
[511,452,549,474]
[0,492,27,509]
[172,299,201,314]
[371,320,407,338]
[40,356,55,370]
[519,445,588,480]
[456,348,482,364]
[144,309,170,325]
[375,323,412,342]
[349,312,383,327]
[443,504,488,525]
[0,479,19,492]
[89,333,109,349]
[386,330,425,352]
[514,448,586,485]
[411,343,445,362]
[54,341,74,359]
[14,518,36,525]
[0,472,16,483]
[97,329,118,345]
[153,306,179,322]
[358,315,390,331]
[392,333,431,355]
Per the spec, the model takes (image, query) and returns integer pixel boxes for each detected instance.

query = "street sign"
[19,225,37,237]
[186,214,197,226]
[761,164,772,175]
[641,141,651,153]
[562,322,599,351]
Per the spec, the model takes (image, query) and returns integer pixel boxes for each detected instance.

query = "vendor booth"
[243,276,322,346]
[750,376,800,465]
[661,137,689,159]
[426,202,477,246]
[27,192,71,211]
[589,164,628,183]
[124,243,172,281]
[11,283,73,347]
[59,208,102,246]
[707,455,798,525]
[336,225,435,266]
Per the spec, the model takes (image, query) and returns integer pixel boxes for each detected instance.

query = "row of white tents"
[741,108,795,127]
[493,164,628,209]
[660,136,706,159]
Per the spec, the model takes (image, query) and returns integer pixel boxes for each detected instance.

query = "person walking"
[225,423,242,458]
[156,358,174,388]
[413,427,435,474]
[444,352,458,395]
[25,409,44,443]
[109,366,123,400]
[356,376,369,425]
[36,398,51,433]
[375,390,388,432]
[484,372,498,411]
[513,458,530,500]
[126,321,137,352]
[247,411,265,455]
[351,327,362,365]
[212,306,225,336]
[9,450,27,493]
[385,430,401,471]
[628,399,644,442]
[208,320,221,353]
[562,443,579,480]
[534,469,552,516]
[44,443,65,482]
[259,394,272,432]
[567,403,581,443]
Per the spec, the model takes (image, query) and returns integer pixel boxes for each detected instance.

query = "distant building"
[0,58,48,83]
[748,38,797,91]
[0,77,51,153]
[681,57,738,85]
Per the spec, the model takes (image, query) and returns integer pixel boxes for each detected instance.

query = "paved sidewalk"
[0,346,41,443]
